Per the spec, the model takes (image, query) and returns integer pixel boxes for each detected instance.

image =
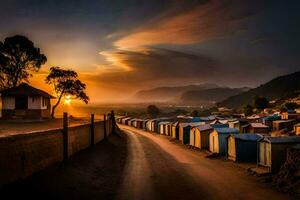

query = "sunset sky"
[1,0,300,103]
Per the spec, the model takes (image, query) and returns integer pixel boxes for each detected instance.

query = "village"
[116,105,300,190]
[0,73,299,197]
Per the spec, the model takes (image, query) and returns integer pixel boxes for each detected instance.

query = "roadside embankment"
[273,146,300,196]
[0,113,114,186]
[0,131,128,200]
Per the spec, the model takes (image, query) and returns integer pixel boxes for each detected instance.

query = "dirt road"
[1,125,293,200]
[117,125,292,200]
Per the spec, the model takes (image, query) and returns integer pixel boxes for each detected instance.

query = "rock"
[273,147,300,194]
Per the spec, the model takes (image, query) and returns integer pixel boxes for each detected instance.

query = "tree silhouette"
[147,105,160,118]
[191,110,199,117]
[243,104,253,116]
[283,102,298,110]
[254,97,269,110]
[0,35,47,89]
[45,66,89,118]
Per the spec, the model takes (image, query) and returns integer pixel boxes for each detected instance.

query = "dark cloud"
[95,48,219,86]
[115,0,274,48]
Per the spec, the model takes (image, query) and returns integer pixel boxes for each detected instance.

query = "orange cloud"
[114,0,268,49]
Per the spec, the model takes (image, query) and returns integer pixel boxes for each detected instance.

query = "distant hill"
[133,83,219,102]
[180,87,249,104]
[219,71,300,109]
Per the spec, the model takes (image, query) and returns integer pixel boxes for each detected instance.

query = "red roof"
[0,83,55,98]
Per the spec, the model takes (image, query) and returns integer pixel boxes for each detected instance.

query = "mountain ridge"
[133,83,219,102]
[219,71,300,108]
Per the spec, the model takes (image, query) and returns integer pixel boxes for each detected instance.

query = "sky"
[0,0,300,103]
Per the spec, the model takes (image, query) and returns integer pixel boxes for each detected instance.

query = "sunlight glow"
[64,95,72,105]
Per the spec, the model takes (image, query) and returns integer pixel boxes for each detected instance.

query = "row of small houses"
[117,115,300,173]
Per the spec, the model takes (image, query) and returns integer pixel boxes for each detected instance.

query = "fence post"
[111,110,115,134]
[90,114,95,147]
[63,112,69,161]
[104,114,107,139]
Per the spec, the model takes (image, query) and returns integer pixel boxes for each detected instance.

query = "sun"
[64,95,72,105]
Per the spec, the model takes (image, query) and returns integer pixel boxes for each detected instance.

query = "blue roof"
[230,134,263,141]
[287,110,296,114]
[194,124,213,131]
[196,116,216,121]
[191,117,202,122]
[215,128,239,134]
[262,115,281,121]
[261,136,300,143]
[211,124,229,128]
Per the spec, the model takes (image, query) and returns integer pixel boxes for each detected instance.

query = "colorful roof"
[262,115,281,121]
[230,134,263,141]
[261,136,300,144]
[215,128,239,134]
[194,124,213,132]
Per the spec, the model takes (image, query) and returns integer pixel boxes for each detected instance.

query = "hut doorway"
[228,137,236,160]
[15,95,28,110]
[259,142,271,167]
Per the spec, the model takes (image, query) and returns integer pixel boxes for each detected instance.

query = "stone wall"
[68,124,91,156]
[0,117,113,186]
[0,129,63,185]
[95,121,105,143]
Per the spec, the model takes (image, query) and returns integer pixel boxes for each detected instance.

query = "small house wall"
[235,140,258,162]
[151,121,155,132]
[295,126,300,135]
[146,121,151,131]
[2,96,15,109]
[249,127,269,134]
[271,143,297,173]
[159,124,164,134]
[168,125,172,136]
[165,124,170,136]
[194,129,212,149]
[142,121,147,129]
[209,131,219,153]
[28,96,43,109]
[171,126,176,138]
[190,129,195,146]
[229,122,239,129]
[218,134,230,154]
[124,119,130,125]
[258,142,271,169]
[227,136,236,161]
[183,128,190,144]
[132,120,137,128]
[200,129,213,149]
[179,126,184,141]
[153,121,160,133]
[273,121,296,131]
[172,125,179,139]
[195,129,201,148]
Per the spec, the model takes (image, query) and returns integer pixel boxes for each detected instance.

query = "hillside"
[180,87,248,104]
[133,83,219,102]
[219,71,300,109]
